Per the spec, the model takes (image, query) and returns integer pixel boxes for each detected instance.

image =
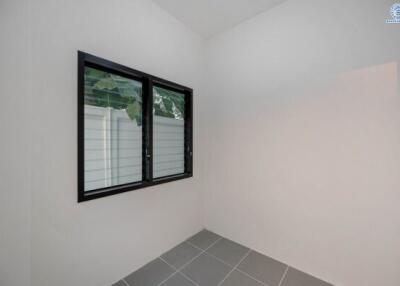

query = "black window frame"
[78,51,193,202]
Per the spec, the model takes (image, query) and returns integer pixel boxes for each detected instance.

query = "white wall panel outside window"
[153,86,186,178]
[83,66,143,192]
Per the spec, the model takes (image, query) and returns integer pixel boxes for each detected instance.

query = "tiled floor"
[113,230,333,286]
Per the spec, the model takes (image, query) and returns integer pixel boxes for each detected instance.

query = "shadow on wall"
[336,61,399,99]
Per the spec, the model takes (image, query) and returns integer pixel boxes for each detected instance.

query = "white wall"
[0,0,31,286]
[3,0,400,285]
[26,0,205,285]
[204,0,400,285]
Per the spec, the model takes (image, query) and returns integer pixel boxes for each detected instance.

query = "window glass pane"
[153,86,185,178]
[84,66,142,192]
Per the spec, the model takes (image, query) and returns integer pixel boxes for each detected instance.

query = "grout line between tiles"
[157,237,223,286]
[201,249,271,286]
[235,268,271,286]
[155,266,179,286]
[178,271,199,286]
[155,259,189,286]
[188,239,273,286]
[177,271,200,286]
[185,240,204,251]
[118,233,332,286]
[159,257,199,286]
[278,265,289,286]
[217,248,252,286]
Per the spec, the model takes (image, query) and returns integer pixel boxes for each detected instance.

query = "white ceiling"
[152,0,287,38]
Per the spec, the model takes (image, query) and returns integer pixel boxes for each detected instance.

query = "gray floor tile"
[280,267,333,286]
[115,231,334,286]
[238,251,287,286]
[161,242,202,269]
[187,229,221,250]
[207,238,249,266]
[161,273,197,286]
[124,258,174,286]
[221,270,264,286]
[112,280,127,286]
[181,253,232,286]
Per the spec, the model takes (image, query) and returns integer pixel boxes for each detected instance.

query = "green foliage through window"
[84,67,185,125]
[84,66,143,125]
[153,86,185,120]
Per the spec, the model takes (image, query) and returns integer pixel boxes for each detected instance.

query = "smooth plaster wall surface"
[2,0,400,285]
[0,0,31,285]
[27,0,204,285]
[203,1,400,285]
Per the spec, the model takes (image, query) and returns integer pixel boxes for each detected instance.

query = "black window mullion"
[184,90,193,174]
[142,77,149,182]
[144,78,154,182]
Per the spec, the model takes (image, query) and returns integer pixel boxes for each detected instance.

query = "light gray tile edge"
[160,272,198,286]
[112,280,128,286]
[220,270,265,286]
[161,241,202,269]
[206,238,250,267]
[280,267,334,286]
[180,252,233,286]
[124,258,175,286]
[187,229,222,249]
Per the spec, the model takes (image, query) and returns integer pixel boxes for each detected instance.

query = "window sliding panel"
[153,86,185,178]
[84,66,143,192]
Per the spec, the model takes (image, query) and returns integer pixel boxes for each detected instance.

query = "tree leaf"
[126,101,142,126]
